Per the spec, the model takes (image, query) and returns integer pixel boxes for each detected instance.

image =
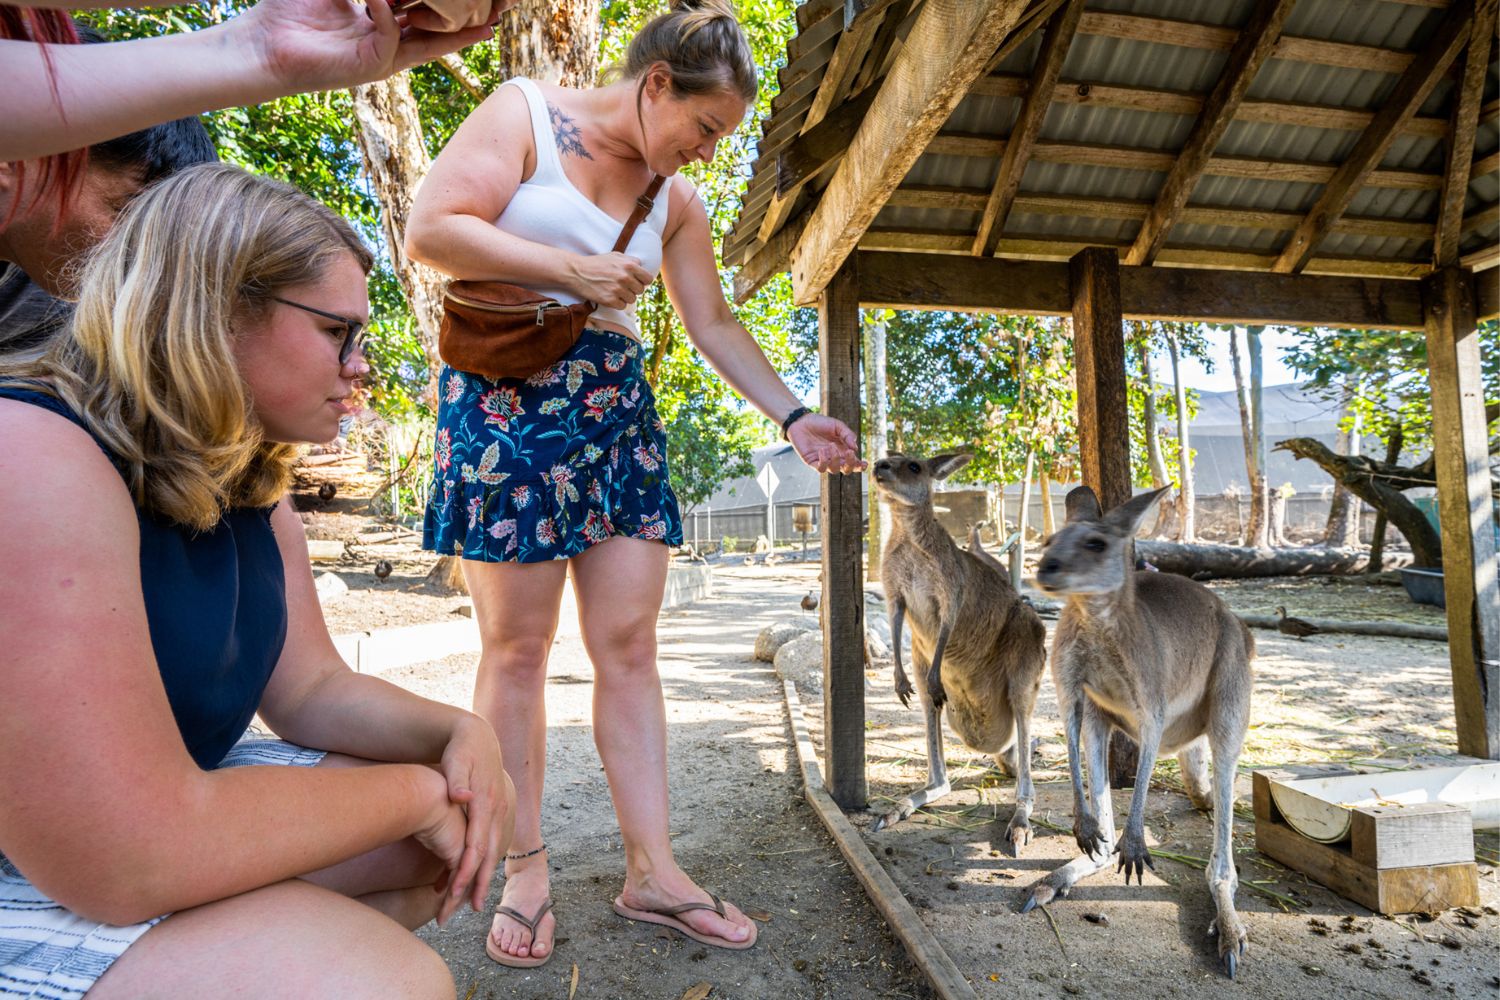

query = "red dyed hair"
[1,6,85,226]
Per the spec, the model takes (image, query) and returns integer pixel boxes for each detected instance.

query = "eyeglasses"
[270,295,367,366]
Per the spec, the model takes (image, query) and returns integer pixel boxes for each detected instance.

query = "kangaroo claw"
[894,673,914,708]
[1021,881,1057,914]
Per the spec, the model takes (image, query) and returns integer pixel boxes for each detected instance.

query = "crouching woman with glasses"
[0,162,513,1000]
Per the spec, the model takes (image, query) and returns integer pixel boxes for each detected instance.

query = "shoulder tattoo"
[548,103,593,160]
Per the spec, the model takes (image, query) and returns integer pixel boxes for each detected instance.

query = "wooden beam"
[731,213,808,303]
[1477,266,1499,320]
[789,0,1032,304]
[1077,9,1422,74]
[1274,0,1481,273]
[973,0,1085,255]
[1126,0,1297,266]
[1422,267,1500,760]
[1475,149,1500,180]
[1070,248,1132,512]
[818,260,868,809]
[1436,3,1496,266]
[758,1,890,244]
[854,251,1430,329]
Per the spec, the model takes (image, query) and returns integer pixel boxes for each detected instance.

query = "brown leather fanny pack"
[437,174,665,381]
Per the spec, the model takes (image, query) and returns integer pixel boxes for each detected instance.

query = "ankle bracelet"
[505,843,546,861]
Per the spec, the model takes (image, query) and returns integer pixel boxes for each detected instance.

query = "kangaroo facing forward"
[872,453,1047,852]
[1024,485,1254,978]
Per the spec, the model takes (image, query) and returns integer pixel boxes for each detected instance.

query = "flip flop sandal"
[485,898,556,969]
[612,892,758,950]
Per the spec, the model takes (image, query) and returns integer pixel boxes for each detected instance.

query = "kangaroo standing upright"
[872,453,1047,852]
[1024,485,1254,978]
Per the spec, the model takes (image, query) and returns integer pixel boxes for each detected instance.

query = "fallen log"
[1237,614,1446,642]
[1134,540,1413,579]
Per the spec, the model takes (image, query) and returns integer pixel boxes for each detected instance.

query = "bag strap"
[609,175,667,254]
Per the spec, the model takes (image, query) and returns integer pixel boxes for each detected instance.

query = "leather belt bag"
[437,174,665,381]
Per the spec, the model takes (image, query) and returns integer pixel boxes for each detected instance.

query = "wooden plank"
[972,0,1086,256]
[855,251,1429,329]
[759,1,889,244]
[782,680,978,1000]
[1126,0,1298,266]
[923,133,1445,189]
[1255,818,1479,913]
[731,213,808,303]
[1475,149,1500,179]
[1070,247,1132,512]
[1274,0,1481,274]
[1349,803,1476,869]
[966,74,1451,138]
[819,260,868,809]
[1078,9,1420,74]
[1435,1,1496,266]
[1423,266,1500,760]
[1478,265,1499,319]
[789,0,1032,304]
[776,86,879,196]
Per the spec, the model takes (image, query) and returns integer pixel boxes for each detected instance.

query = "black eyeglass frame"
[269,295,367,366]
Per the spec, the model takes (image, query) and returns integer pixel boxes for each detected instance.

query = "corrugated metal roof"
[726,0,1500,283]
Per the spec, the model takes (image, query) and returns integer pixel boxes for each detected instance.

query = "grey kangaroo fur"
[871,453,1047,853]
[1024,484,1255,978]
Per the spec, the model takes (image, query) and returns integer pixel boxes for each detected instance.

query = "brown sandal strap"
[656,892,726,919]
[494,898,554,935]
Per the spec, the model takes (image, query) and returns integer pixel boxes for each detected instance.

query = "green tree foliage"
[1126,321,1210,488]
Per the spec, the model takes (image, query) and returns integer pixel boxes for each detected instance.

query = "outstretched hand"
[238,0,511,95]
[788,413,865,475]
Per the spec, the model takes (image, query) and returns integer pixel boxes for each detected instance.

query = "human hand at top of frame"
[436,713,515,919]
[789,414,866,475]
[235,0,509,95]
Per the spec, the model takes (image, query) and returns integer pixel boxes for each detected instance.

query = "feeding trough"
[1269,762,1500,844]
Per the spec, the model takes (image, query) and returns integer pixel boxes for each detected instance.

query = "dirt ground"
[292,461,1498,1000]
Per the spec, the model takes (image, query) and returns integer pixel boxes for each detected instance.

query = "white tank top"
[494,77,673,340]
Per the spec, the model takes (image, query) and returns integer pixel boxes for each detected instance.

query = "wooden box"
[1252,765,1481,915]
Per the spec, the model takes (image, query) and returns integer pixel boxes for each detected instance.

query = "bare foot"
[490,858,554,962]
[618,868,753,945]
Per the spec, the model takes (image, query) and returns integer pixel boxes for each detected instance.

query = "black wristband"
[780,406,813,441]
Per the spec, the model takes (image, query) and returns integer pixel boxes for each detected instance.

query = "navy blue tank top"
[0,386,288,769]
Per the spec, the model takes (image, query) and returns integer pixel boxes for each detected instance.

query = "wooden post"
[1070,247,1139,785]
[1423,267,1500,761]
[819,259,869,809]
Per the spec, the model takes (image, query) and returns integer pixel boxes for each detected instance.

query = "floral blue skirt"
[423,329,683,563]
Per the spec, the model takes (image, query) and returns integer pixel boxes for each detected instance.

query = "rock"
[773,632,823,690]
[314,571,348,602]
[755,621,813,663]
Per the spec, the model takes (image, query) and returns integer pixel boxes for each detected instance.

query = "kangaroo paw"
[1005,814,1033,855]
[1114,829,1154,885]
[870,801,914,834]
[1073,814,1108,861]
[894,673,914,708]
[1021,881,1057,914]
[1210,914,1248,979]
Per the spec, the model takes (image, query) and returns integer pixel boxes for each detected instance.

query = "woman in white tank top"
[407,0,863,970]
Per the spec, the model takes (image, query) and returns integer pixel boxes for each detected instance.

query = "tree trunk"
[1366,426,1404,572]
[864,312,890,575]
[1273,435,1447,567]
[1040,469,1055,537]
[1167,332,1195,542]
[1136,334,1171,537]
[491,0,600,85]
[1244,326,1269,547]
[1323,377,1364,548]
[349,75,447,373]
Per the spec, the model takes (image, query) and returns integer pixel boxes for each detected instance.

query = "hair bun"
[670,0,735,17]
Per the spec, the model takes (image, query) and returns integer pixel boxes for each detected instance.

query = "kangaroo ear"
[1064,486,1101,523]
[930,453,972,480]
[1103,485,1173,537]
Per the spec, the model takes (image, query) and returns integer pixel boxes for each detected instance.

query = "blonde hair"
[0,163,372,531]
[624,0,757,103]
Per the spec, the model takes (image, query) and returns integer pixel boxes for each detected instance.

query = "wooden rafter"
[1435,2,1497,266]
[972,0,1085,256]
[788,0,1032,304]
[1273,0,1483,274]
[1126,0,1297,266]
[756,1,895,244]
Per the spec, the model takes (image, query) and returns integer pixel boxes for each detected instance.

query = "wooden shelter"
[724,0,1500,809]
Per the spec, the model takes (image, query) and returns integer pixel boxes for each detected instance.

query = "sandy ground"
[294,463,1498,998]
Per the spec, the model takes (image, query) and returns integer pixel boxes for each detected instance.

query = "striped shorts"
[0,735,324,999]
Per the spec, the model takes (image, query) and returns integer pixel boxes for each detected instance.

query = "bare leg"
[1177,736,1213,811]
[871,676,951,832]
[463,558,568,961]
[1025,700,1116,910]
[571,537,754,946]
[89,879,455,1000]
